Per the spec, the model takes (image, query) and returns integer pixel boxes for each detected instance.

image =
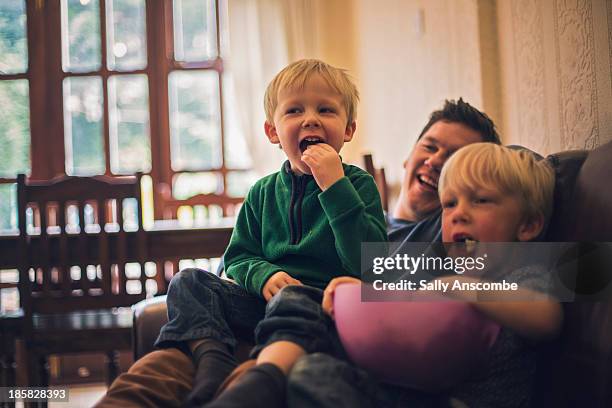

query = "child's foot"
[184,340,237,407]
[205,363,286,408]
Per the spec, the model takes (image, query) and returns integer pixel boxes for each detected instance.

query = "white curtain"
[282,0,319,61]
[224,0,321,176]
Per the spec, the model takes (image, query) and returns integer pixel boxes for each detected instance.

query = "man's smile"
[416,173,439,191]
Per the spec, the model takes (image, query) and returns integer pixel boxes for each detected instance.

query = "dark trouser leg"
[154,268,266,405]
[287,353,378,408]
[204,363,286,408]
[288,353,453,408]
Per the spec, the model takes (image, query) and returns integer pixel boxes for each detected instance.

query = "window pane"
[0,80,30,177]
[61,0,101,72]
[108,74,151,174]
[173,0,218,62]
[172,172,221,199]
[0,0,27,74]
[106,0,147,71]
[169,70,221,170]
[63,76,105,175]
[0,184,17,233]
[222,72,252,169]
[226,171,257,198]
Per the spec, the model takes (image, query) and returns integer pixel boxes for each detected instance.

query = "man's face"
[402,121,483,219]
[264,74,355,175]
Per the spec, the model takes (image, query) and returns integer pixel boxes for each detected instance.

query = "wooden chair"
[159,191,244,221]
[363,154,389,212]
[0,308,23,398]
[1,262,23,408]
[16,173,147,392]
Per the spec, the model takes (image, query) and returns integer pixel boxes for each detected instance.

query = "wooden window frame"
[1,0,245,225]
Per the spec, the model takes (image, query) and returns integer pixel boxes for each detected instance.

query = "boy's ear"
[517,213,545,242]
[264,121,280,144]
[344,121,357,142]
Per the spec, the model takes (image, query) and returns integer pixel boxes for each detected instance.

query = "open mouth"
[299,137,324,153]
[453,233,478,253]
[452,234,478,252]
[417,174,438,190]
[452,234,478,244]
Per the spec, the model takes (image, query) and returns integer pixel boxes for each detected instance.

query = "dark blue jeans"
[155,268,342,357]
[155,268,267,351]
[252,284,345,357]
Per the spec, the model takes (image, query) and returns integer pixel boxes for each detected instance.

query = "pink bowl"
[333,283,500,391]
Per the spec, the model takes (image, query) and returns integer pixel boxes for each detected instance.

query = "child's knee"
[274,285,304,300]
[169,268,217,291]
[266,286,324,319]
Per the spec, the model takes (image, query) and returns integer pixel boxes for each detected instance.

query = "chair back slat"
[77,200,90,293]
[160,192,243,221]
[362,154,389,212]
[135,184,147,295]
[98,199,112,296]
[116,198,127,295]
[17,173,147,317]
[58,201,71,297]
[39,201,53,297]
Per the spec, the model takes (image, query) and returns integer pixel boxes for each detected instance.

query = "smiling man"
[388,98,501,244]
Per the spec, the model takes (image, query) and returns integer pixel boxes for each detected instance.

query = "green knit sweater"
[224,161,387,297]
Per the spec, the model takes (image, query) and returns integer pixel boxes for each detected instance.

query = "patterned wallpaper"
[555,0,599,149]
[512,0,549,153]
[496,0,612,155]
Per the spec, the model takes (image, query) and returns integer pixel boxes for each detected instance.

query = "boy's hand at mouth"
[301,143,344,191]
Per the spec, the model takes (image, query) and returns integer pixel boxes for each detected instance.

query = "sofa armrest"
[132,295,169,360]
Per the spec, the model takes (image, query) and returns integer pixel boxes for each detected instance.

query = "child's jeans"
[252,284,345,357]
[155,268,267,352]
[155,268,342,357]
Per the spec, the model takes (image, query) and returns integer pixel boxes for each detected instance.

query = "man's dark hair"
[417,98,501,144]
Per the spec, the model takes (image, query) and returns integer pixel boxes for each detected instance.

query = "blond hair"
[438,143,555,223]
[264,59,359,125]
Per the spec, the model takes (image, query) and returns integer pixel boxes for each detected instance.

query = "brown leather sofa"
[131,142,612,407]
